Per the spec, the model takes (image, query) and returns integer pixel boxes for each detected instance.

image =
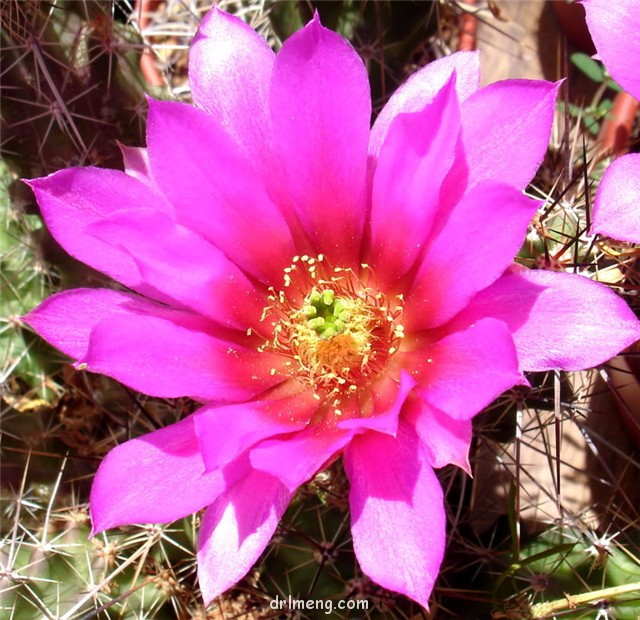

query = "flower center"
[303,288,351,339]
[260,255,404,404]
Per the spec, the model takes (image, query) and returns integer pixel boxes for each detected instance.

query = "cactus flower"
[584,0,640,243]
[24,7,640,608]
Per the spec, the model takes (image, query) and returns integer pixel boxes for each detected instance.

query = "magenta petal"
[370,75,461,284]
[25,168,172,291]
[82,312,281,402]
[197,468,290,605]
[91,416,223,533]
[369,51,479,158]
[404,396,472,474]
[407,182,540,330]
[450,268,640,371]
[87,209,262,328]
[147,99,295,283]
[250,425,353,491]
[23,288,209,361]
[584,0,640,100]
[189,7,275,164]
[591,154,640,243]
[270,14,370,264]
[194,394,316,471]
[460,80,558,190]
[344,420,445,608]
[407,318,523,421]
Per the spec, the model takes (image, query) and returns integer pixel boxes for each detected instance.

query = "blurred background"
[1,1,639,618]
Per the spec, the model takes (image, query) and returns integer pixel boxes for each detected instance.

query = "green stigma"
[302,288,350,339]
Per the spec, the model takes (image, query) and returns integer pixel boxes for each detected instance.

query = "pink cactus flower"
[584,0,640,243]
[23,7,640,608]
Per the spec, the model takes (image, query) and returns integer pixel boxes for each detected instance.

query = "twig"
[531,581,640,617]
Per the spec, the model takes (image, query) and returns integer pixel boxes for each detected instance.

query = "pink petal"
[119,144,153,185]
[460,80,559,190]
[23,288,210,361]
[407,182,540,330]
[584,0,640,101]
[405,318,523,421]
[449,268,640,371]
[28,167,263,328]
[82,312,282,402]
[194,393,317,471]
[337,371,416,436]
[87,209,262,328]
[25,168,172,292]
[369,51,480,158]
[269,14,370,264]
[343,420,445,609]
[404,396,472,474]
[91,415,223,533]
[591,154,640,243]
[369,75,462,285]
[250,424,353,491]
[146,99,295,283]
[189,7,275,165]
[197,467,290,605]
[25,288,283,402]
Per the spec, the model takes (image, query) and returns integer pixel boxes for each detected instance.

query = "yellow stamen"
[260,256,404,404]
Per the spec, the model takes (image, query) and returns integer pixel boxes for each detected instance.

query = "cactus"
[2,1,640,619]
[1,0,161,407]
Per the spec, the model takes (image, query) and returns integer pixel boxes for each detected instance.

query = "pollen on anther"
[259,254,405,401]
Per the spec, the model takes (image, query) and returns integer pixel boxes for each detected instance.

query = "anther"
[258,255,405,400]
